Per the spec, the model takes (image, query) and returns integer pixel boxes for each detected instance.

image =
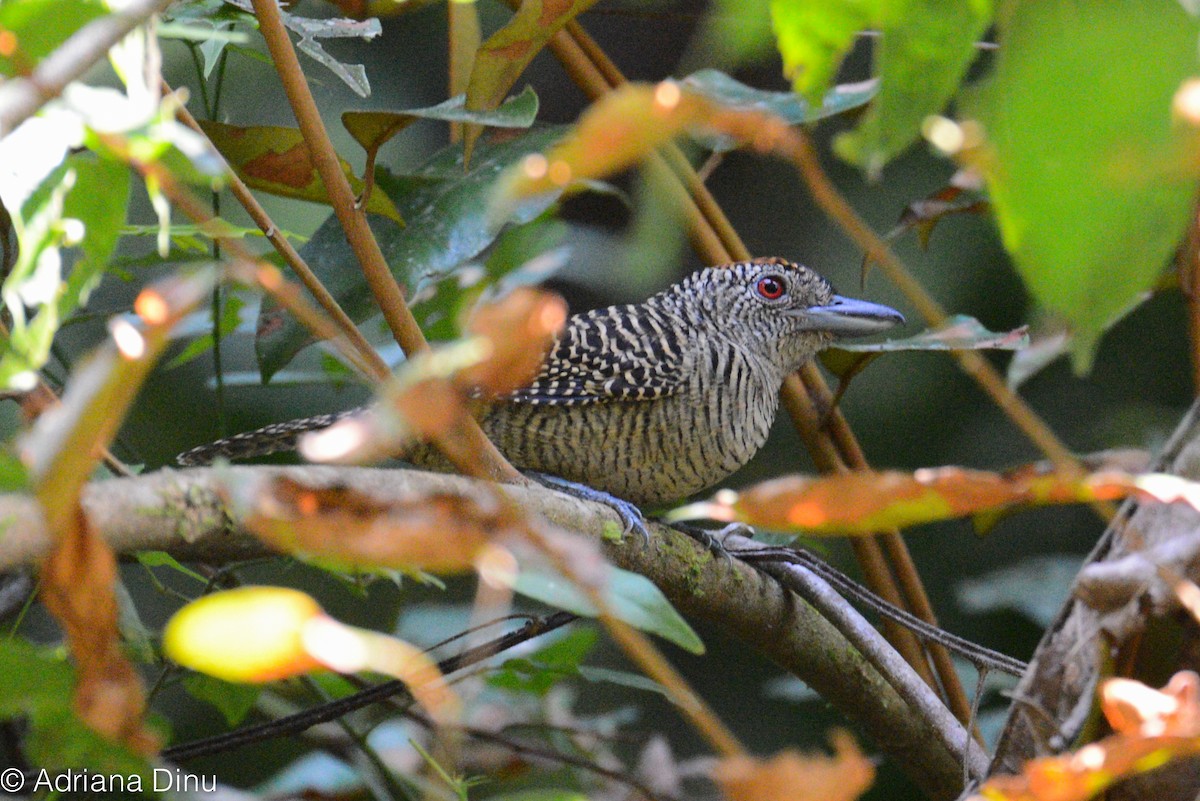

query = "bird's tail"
[175,408,363,466]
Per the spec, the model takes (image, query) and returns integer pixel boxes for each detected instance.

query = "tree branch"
[3,464,973,798]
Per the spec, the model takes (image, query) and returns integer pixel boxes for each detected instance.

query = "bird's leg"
[523,471,651,546]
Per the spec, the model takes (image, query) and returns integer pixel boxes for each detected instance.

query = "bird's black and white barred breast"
[503,301,689,406]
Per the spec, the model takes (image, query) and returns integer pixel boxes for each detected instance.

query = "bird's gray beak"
[790,295,905,338]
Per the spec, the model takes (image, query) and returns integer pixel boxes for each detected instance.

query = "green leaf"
[513,563,704,655]
[167,3,256,79]
[835,0,993,175]
[770,0,884,101]
[0,158,73,390]
[198,121,401,222]
[955,554,1080,628]
[255,125,568,380]
[683,68,878,122]
[414,213,567,341]
[833,315,1028,352]
[0,639,153,778]
[821,315,1026,379]
[233,0,380,98]
[342,87,539,167]
[182,673,262,726]
[135,550,209,584]
[489,628,598,695]
[0,0,106,78]
[61,156,129,313]
[167,292,246,369]
[959,0,1200,371]
[702,0,776,65]
[576,665,670,697]
[463,0,599,161]
[0,450,30,491]
[115,581,155,664]
[681,69,879,152]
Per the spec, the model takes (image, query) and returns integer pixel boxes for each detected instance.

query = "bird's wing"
[502,304,688,406]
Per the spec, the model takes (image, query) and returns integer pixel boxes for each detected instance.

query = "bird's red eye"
[756,276,786,300]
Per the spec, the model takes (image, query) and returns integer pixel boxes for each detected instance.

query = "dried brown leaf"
[461,287,566,396]
[245,475,512,573]
[40,507,156,753]
[977,673,1200,801]
[714,733,874,801]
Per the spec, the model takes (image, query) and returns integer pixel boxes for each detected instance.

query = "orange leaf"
[976,673,1200,801]
[245,475,509,574]
[463,0,600,161]
[673,465,1200,535]
[300,289,565,465]
[497,82,713,202]
[39,507,157,753]
[199,121,402,222]
[1102,672,1200,737]
[714,732,874,801]
[462,287,566,396]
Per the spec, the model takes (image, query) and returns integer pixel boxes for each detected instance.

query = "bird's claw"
[670,522,753,562]
[525,472,651,547]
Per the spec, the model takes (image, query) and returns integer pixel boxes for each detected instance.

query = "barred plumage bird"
[177,258,903,506]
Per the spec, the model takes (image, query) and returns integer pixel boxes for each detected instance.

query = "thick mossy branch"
[3,465,975,799]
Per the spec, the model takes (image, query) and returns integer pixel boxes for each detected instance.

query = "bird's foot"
[670,522,755,561]
[524,472,651,547]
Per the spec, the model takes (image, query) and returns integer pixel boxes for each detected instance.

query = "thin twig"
[402,708,670,801]
[736,547,1027,677]
[165,81,393,382]
[162,612,578,762]
[741,539,990,783]
[784,129,1087,478]
[119,153,384,381]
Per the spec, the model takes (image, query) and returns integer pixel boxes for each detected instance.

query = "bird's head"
[684,258,904,373]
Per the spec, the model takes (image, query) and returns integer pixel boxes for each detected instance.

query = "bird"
[177,258,903,510]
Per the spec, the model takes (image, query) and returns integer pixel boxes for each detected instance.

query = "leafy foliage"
[959,0,1200,370]
[256,124,569,378]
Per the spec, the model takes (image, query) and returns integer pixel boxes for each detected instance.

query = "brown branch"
[122,157,382,380]
[0,0,175,135]
[248,0,519,482]
[0,463,977,798]
[782,129,1094,484]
